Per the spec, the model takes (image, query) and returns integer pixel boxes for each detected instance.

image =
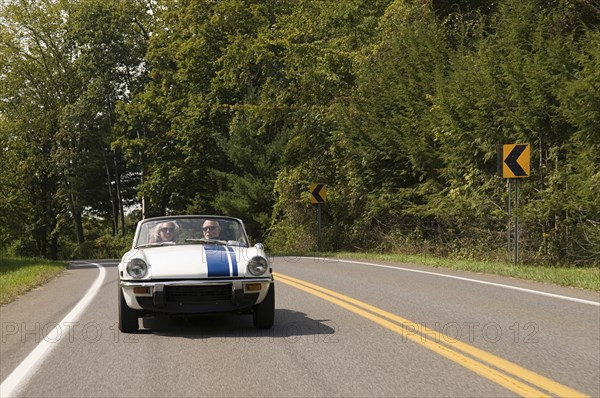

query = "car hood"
[126,244,262,279]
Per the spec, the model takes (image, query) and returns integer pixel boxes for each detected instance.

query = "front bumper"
[120,278,273,314]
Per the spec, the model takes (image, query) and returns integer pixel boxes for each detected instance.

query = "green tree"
[0,0,150,257]
[62,0,150,236]
[115,0,225,218]
[267,0,392,249]
[555,28,600,263]
[420,0,598,262]
[0,0,68,257]
[295,0,451,251]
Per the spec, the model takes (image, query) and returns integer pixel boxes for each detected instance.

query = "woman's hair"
[150,221,180,243]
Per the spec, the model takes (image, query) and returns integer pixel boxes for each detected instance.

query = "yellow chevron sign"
[500,144,530,178]
[309,183,327,204]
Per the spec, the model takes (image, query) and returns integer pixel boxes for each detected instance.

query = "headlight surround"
[126,258,148,279]
[247,256,268,276]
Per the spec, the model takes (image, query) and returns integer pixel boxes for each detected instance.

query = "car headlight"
[247,256,268,276]
[126,258,148,279]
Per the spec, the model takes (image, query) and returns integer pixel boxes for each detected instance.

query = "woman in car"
[150,221,180,243]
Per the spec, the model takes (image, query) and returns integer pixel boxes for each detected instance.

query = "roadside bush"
[93,234,132,259]
[6,238,39,258]
[56,234,132,260]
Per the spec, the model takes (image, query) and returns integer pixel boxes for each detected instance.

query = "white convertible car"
[117,215,274,333]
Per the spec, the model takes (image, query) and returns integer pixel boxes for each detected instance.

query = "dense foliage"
[1,0,598,265]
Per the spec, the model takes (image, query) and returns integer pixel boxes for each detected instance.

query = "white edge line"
[302,257,600,307]
[0,262,107,397]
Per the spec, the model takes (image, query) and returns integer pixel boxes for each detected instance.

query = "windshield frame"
[132,215,250,249]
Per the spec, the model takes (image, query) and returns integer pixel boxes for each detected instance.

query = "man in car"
[202,220,222,240]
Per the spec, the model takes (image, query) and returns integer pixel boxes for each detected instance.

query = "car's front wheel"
[252,284,275,329]
[118,284,139,333]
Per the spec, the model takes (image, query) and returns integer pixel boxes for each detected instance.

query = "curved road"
[1,256,598,397]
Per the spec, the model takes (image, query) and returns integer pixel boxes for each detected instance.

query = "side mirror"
[254,243,264,250]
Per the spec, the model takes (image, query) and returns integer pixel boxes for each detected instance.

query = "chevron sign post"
[309,183,327,251]
[497,144,530,265]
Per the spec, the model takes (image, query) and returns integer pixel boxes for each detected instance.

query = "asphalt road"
[1,256,599,397]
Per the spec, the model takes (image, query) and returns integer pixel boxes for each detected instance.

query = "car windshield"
[134,216,249,248]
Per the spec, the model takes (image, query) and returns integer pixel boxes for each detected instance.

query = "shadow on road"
[138,309,338,341]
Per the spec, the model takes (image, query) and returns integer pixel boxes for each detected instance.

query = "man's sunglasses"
[203,226,218,232]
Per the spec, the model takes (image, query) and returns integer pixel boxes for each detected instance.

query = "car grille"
[165,284,232,304]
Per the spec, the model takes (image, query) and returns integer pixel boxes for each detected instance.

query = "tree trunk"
[103,148,118,236]
[114,153,126,236]
[64,176,85,245]
[71,201,85,246]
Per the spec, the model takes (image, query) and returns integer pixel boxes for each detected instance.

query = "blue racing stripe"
[228,246,238,276]
[206,246,230,277]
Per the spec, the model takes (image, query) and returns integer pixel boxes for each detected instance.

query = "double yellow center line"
[274,272,588,398]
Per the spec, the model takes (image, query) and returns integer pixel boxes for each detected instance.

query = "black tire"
[253,284,275,329]
[118,284,139,333]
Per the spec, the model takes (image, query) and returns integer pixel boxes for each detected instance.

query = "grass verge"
[0,256,69,305]
[276,251,600,293]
